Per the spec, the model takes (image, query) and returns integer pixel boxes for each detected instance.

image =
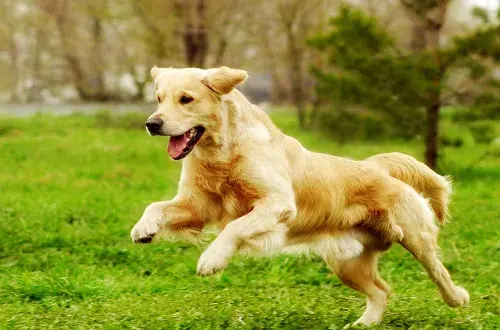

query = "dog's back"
[365,152,452,223]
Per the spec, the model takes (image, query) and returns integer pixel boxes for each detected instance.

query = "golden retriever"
[130,66,469,327]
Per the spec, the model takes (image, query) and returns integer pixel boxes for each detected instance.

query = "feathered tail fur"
[366,152,452,224]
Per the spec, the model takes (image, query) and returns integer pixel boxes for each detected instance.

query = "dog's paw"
[445,286,470,307]
[343,317,380,329]
[131,220,160,243]
[196,246,231,276]
[457,286,470,307]
[343,306,384,329]
[130,203,163,243]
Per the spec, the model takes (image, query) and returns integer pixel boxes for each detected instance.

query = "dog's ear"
[202,67,248,95]
[151,66,160,80]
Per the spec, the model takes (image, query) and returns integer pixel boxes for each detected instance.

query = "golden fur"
[131,66,469,327]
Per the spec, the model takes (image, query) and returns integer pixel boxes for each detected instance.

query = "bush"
[440,135,465,147]
[469,121,498,144]
[439,121,475,148]
[0,121,15,136]
[314,108,394,142]
[451,104,500,121]
[94,110,146,130]
[488,141,500,157]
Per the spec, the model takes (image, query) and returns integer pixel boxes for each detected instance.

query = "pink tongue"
[167,133,190,159]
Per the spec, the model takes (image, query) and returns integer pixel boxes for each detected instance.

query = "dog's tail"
[366,152,452,224]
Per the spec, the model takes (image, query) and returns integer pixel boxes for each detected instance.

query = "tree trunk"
[410,22,426,52]
[49,0,92,101]
[423,0,448,170]
[9,37,20,102]
[286,30,306,128]
[90,16,106,101]
[309,94,321,126]
[402,0,449,169]
[180,0,208,68]
[270,71,288,104]
[133,72,146,101]
[135,81,146,101]
[195,0,207,68]
[213,37,227,66]
[26,28,44,102]
[425,102,439,169]
[184,22,197,66]
[261,26,288,104]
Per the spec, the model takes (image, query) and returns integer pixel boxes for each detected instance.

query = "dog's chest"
[192,160,260,219]
[207,174,259,218]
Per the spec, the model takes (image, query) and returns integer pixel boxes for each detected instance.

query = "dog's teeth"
[189,128,196,138]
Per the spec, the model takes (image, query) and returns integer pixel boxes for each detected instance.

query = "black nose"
[146,117,164,135]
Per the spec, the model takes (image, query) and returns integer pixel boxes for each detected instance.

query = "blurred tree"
[309,3,500,169]
[175,0,208,67]
[38,0,84,99]
[131,0,182,65]
[109,0,180,100]
[87,0,107,100]
[0,0,22,102]
[277,0,309,128]
[25,21,47,102]
[37,0,108,100]
[1,0,497,115]
[401,0,449,169]
[246,0,338,128]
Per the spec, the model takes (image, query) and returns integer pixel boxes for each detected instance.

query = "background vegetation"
[1,0,499,168]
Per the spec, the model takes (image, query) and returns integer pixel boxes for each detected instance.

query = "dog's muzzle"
[146,117,164,135]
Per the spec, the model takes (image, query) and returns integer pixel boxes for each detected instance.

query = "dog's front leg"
[196,199,295,276]
[131,197,198,243]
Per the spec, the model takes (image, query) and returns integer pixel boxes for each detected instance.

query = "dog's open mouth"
[167,126,205,160]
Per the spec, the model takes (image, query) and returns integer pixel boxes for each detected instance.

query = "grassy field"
[0,110,498,329]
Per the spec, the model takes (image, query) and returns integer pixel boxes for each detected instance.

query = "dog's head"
[147,66,248,160]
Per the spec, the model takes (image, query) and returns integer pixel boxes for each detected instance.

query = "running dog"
[131,66,469,327]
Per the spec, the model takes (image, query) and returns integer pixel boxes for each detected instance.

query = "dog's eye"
[157,96,161,103]
[180,95,194,104]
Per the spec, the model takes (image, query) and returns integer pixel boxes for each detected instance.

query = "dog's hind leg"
[396,187,469,307]
[400,230,469,307]
[324,248,389,328]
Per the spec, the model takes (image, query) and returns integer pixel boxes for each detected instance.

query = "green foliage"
[309,6,500,143]
[94,109,147,130]
[452,24,500,59]
[315,107,395,142]
[472,93,500,120]
[472,6,490,24]
[0,111,499,329]
[308,7,430,138]
[439,121,475,148]
[463,57,488,80]
[469,120,499,143]
[451,98,500,121]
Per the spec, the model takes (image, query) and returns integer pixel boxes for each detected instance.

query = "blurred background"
[1,1,499,328]
[0,0,499,169]
[0,0,500,167]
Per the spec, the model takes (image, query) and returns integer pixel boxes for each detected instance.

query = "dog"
[131,66,469,327]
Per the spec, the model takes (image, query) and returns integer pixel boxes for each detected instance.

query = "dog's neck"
[190,89,271,164]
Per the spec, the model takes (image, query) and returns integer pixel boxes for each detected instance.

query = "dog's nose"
[146,117,164,135]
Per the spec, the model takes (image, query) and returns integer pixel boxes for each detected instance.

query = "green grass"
[0,110,498,329]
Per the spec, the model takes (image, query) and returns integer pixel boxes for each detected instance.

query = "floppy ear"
[202,66,248,95]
